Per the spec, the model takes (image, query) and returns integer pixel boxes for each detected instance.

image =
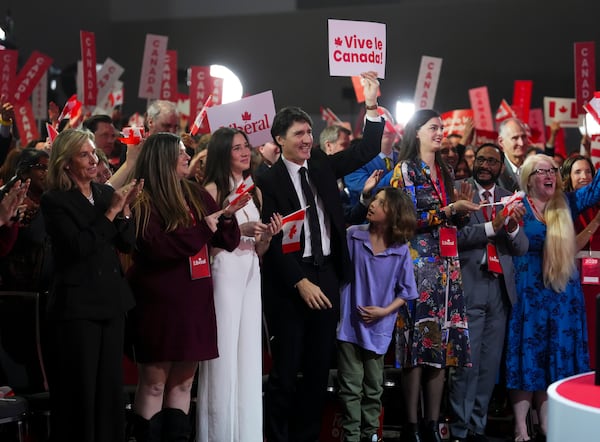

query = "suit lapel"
[272,159,301,211]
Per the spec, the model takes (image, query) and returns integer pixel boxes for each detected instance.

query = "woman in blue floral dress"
[506,154,599,441]
[390,109,479,442]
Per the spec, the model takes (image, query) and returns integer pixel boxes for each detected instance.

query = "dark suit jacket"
[497,156,521,193]
[41,182,135,320]
[457,178,528,305]
[257,119,384,295]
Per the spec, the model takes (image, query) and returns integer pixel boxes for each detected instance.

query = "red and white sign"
[528,108,546,145]
[96,58,124,108]
[512,80,533,124]
[80,30,97,106]
[328,19,386,78]
[543,97,579,127]
[474,129,498,147]
[12,51,53,104]
[351,75,380,103]
[583,92,600,126]
[468,86,494,131]
[138,34,168,99]
[414,56,442,110]
[189,94,213,136]
[189,245,211,280]
[500,191,525,217]
[495,99,516,126]
[188,67,223,123]
[320,106,342,126]
[0,49,18,99]
[14,101,39,144]
[441,109,473,137]
[281,208,306,254]
[206,90,276,147]
[574,42,596,114]
[31,71,47,120]
[160,50,178,101]
[177,93,190,118]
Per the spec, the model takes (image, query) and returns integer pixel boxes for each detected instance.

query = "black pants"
[48,316,126,442]
[264,260,340,442]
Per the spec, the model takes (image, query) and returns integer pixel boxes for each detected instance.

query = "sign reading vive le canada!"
[205,91,276,147]
[328,19,386,78]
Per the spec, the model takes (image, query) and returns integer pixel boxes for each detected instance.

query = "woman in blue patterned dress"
[390,109,479,442]
[506,153,598,441]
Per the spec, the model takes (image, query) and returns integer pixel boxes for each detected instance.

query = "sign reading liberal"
[206,91,276,148]
[328,19,386,78]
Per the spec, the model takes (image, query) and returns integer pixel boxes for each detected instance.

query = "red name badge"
[439,226,458,257]
[189,245,211,280]
[581,257,600,285]
[486,243,503,274]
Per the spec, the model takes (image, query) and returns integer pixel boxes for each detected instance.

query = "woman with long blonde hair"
[506,153,600,441]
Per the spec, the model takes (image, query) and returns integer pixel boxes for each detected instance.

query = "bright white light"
[210,65,243,104]
[395,101,415,126]
[0,27,5,41]
[50,79,57,91]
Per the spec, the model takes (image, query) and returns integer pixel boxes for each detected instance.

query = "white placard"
[96,58,124,109]
[543,97,579,127]
[138,34,168,99]
[328,19,386,78]
[414,55,442,110]
[206,91,276,147]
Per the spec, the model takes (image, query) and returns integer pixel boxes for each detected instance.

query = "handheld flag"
[281,207,307,254]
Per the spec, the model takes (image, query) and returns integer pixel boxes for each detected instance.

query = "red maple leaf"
[559,105,567,113]
[334,37,342,46]
[288,224,297,239]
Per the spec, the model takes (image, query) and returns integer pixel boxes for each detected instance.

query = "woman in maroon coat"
[127,132,246,441]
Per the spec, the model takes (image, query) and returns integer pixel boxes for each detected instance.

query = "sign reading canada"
[328,19,386,78]
[206,90,276,147]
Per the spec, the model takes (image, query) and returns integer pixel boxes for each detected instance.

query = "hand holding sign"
[361,71,380,110]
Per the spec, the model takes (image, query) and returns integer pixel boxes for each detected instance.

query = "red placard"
[80,30,97,106]
[189,245,210,280]
[189,66,211,124]
[14,101,40,144]
[574,42,596,114]
[160,50,178,101]
[441,109,473,137]
[12,51,53,104]
[351,75,380,103]
[0,49,18,99]
[469,86,494,131]
[512,80,533,124]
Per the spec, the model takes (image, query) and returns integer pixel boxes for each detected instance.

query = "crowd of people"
[0,69,597,442]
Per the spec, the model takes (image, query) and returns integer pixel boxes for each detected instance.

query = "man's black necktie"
[299,167,324,265]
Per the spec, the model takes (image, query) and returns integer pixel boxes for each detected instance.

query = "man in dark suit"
[497,118,528,192]
[449,143,528,442]
[256,72,384,442]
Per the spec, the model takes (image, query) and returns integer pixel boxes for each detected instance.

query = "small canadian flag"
[495,99,516,125]
[119,127,145,145]
[46,123,59,143]
[500,191,526,217]
[583,91,600,126]
[189,94,213,136]
[281,207,306,254]
[58,94,82,122]
[228,175,255,205]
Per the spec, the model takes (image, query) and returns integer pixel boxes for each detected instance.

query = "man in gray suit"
[497,118,528,192]
[449,143,528,442]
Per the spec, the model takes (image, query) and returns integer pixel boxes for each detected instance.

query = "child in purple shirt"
[337,187,419,442]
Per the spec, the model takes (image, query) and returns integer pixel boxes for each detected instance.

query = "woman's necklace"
[527,196,545,224]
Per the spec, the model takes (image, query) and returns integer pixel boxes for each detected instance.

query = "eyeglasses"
[532,167,558,177]
[28,164,48,171]
[474,157,501,166]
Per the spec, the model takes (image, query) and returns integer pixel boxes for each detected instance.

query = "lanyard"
[423,162,448,206]
[527,196,545,224]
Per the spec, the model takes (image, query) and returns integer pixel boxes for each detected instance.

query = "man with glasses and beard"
[448,143,528,442]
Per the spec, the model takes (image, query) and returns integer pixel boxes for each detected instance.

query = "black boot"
[402,423,422,442]
[423,420,442,442]
[127,412,163,442]
[161,408,192,442]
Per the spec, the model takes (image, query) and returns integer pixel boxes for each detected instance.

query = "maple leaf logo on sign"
[559,106,568,113]
[242,111,252,121]
[334,37,342,46]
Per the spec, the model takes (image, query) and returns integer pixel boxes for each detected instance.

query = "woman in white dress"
[197,127,281,442]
